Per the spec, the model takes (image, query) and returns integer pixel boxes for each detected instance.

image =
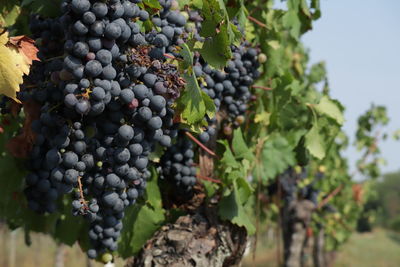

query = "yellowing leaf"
[0,32,34,102]
[0,34,24,101]
[255,111,271,126]
[268,40,280,50]
[0,4,21,27]
[8,45,30,75]
[9,36,40,65]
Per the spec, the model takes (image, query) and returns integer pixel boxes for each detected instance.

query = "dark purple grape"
[85,60,103,77]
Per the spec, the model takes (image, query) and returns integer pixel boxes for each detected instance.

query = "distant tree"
[365,171,400,231]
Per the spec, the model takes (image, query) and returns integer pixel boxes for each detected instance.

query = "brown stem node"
[248,16,267,28]
[196,174,222,184]
[185,131,218,158]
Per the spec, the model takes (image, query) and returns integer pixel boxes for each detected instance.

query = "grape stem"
[317,184,344,210]
[163,53,182,61]
[196,174,222,184]
[251,85,272,91]
[77,176,88,209]
[44,55,65,62]
[247,16,267,28]
[23,84,37,89]
[184,131,218,158]
[333,216,352,231]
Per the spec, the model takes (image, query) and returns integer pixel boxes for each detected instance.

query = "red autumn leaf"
[9,35,40,65]
[6,100,41,158]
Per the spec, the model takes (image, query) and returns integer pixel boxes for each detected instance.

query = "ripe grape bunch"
[278,168,301,203]
[0,15,65,111]
[159,132,197,193]
[271,168,322,206]
[194,44,261,143]
[299,171,324,206]
[22,0,187,259]
[187,12,262,143]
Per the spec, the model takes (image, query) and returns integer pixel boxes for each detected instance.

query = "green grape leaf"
[180,43,194,70]
[200,23,232,69]
[219,140,241,171]
[314,96,344,125]
[236,4,248,33]
[54,201,86,246]
[199,0,240,68]
[300,0,312,18]
[118,204,165,257]
[178,0,191,8]
[236,176,253,202]
[145,167,163,210]
[282,9,301,40]
[257,133,296,182]
[190,0,203,9]
[218,181,255,235]
[0,1,21,28]
[178,44,216,125]
[179,73,215,124]
[305,123,325,159]
[311,0,321,19]
[118,173,165,258]
[142,0,162,9]
[232,128,254,161]
[0,120,29,224]
[21,0,63,17]
[308,62,326,84]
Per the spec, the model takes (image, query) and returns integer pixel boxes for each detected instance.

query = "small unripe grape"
[236,115,245,125]
[101,253,113,263]
[223,125,233,136]
[258,53,267,63]
[171,0,179,10]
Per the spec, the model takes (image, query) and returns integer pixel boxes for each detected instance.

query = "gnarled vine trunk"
[324,251,337,267]
[282,200,315,267]
[313,228,325,267]
[126,206,247,267]
[312,228,338,267]
[127,115,248,267]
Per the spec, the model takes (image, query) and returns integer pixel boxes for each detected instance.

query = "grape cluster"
[185,11,261,142]
[23,16,70,213]
[148,0,187,61]
[159,132,197,193]
[279,168,303,203]
[269,168,323,206]
[266,168,308,203]
[23,0,187,259]
[193,44,261,143]
[19,15,65,103]
[299,171,324,206]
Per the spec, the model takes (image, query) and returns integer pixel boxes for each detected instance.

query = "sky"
[297,0,400,176]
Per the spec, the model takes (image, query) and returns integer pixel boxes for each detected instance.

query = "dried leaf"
[0,31,25,102]
[9,35,40,65]
[6,100,41,158]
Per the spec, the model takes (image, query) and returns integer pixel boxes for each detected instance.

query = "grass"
[335,229,400,267]
[0,225,124,267]
[1,225,399,267]
[242,229,400,267]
